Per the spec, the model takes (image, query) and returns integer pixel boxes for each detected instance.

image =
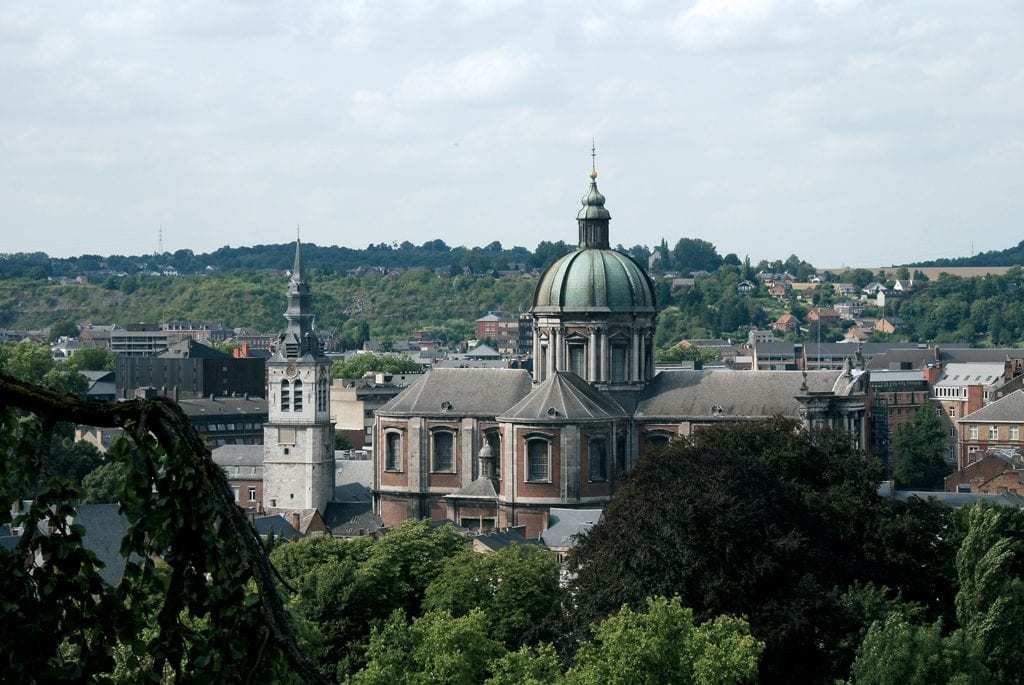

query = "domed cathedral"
[531,166,657,389]
[373,162,870,538]
[262,239,336,528]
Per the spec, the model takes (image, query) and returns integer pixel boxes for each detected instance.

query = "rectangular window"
[527,439,549,482]
[432,432,454,472]
[569,345,586,377]
[588,439,607,481]
[611,345,627,382]
[948,407,956,417]
[231,487,239,502]
[1012,426,1020,441]
[248,487,256,502]
[989,425,999,440]
[969,426,978,440]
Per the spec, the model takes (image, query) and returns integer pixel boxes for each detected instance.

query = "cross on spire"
[590,139,598,180]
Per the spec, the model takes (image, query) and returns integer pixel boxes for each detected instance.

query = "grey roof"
[934,362,1005,388]
[377,368,533,418]
[73,503,133,586]
[634,369,842,420]
[869,370,927,384]
[962,390,1024,423]
[541,508,602,549]
[498,372,627,423]
[473,529,540,551]
[446,477,499,499]
[158,338,229,359]
[252,514,303,541]
[211,444,264,468]
[335,459,373,488]
[323,500,383,537]
[892,490,1024,508]
[177,396,268,417]
[865,346,1011,371]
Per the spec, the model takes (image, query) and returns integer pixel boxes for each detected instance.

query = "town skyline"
[2,1,1022,267]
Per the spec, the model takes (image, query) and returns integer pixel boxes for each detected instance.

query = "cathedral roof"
[498,372,627,423]
[376,368,533,418]
[635,369,847,420]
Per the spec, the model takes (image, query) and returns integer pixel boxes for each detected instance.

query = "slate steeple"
[279,238,320,359]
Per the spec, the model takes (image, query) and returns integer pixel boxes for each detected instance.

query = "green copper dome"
[533,248,656,313]
[532,169,656,314]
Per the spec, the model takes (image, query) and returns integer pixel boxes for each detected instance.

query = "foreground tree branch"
[0,371,327,684]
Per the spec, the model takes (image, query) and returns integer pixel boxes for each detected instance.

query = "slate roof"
[892,490,1024,508]
[158,338,229,359]
[962,390,1024,423]
[865,346,1011,371]
[73,503,133,586]
[541,508,602,549]
[498,372,627,423]
[934,362,1005,388]
[211,444,264,468]
[447,477,499,499]
[335,459,373,488]
[472,529,540,552]
[634,369,843,420]
[252,514,303,541]
[377,368,532,418]
[177,396,268,417]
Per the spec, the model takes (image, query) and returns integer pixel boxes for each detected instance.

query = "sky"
[1,1,1022,268]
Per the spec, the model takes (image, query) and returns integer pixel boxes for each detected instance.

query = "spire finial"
[590,139,598,180]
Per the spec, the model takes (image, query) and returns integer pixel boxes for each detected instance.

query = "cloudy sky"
[1,1,1022,267]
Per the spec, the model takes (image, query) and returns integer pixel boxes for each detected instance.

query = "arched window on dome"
[384,431,402,472]
[610,336,629,383]
[567,334,587,377]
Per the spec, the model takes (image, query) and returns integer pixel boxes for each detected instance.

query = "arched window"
[647,432,671,449]
[279,379,290,411]
[616,432,627,474]
[293,380,303,411]
[486,431,501,480]
[432,430,455,472]
[588,437,607,482]
[384,432,402,471]
[526,437,550,482]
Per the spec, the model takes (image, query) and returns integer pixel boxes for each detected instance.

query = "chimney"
[967,385,984,416]
[923,364,941,386]
[292,512,300,531]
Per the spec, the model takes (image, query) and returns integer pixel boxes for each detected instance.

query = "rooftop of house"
[377,368,533,418]
[961,390,1024,423]
[541,508,602,550]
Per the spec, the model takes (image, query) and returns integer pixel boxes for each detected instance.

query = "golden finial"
[590,139,598,179]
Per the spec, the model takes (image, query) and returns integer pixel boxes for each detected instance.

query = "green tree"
[849,612,982,685]
[672,238,723,273]
[893,406,948,490]
[66,346,116,372]
[48,437,104,482]
[485,644,564,685]
[80,460,129,504]
[351,608,505,685]
[49,320,80,341]
[424,544,564,648]
[0,340,87,395]
[566,596,762,685]
[331,353,422,379]
[954,503,1024,682]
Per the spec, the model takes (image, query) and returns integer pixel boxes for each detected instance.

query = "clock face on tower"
[285,365,298,378]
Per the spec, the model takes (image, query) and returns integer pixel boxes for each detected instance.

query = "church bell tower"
[262,239,335,519]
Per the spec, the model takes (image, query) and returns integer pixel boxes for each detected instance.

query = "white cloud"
[84,6,160,35]
[668,0,779,50]
[26,30,78,67]
[397,47,537,105]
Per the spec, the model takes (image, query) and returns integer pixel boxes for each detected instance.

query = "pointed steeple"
[577,143,611,249]
[279,238,320,359]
